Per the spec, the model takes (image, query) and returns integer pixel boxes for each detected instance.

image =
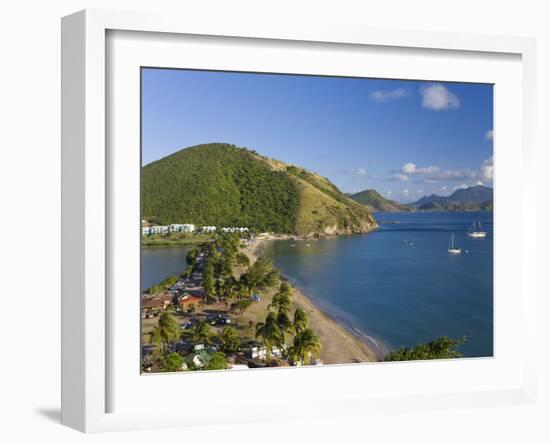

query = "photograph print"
[140,68,494,373]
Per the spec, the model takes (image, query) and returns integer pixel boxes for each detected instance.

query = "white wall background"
[0,1,547,440]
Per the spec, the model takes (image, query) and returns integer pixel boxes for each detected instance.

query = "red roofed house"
[179,294,202,310]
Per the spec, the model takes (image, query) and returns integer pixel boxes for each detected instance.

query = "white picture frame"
[61,9,537,433]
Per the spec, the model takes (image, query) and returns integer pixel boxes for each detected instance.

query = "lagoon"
[141,246,192,291]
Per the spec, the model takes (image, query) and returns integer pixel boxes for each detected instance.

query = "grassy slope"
[142,143,377,236]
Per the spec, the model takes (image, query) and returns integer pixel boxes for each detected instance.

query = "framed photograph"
[61,9,537,432]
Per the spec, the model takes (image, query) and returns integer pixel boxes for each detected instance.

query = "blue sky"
[142,68,493,203]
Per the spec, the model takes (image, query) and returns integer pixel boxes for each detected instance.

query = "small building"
[251,346,283,360]
[220,226,250,233]
[141,294,173,314]
[178,294,202,309]
[150,225,169,235]
[182,350,212,370]
[168,223,196,233]
[201,225,217,233]
[142,226,152,236]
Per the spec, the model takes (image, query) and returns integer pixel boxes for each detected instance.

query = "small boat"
[448,233,462,254]
[467,221,487,238]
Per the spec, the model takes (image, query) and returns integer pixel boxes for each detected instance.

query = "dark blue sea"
[262,211,493,358]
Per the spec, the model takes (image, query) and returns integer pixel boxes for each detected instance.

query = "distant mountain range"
[348,189,414,212]
[349,185,493,212]
[141,143,377,237]
[410,185,493,211]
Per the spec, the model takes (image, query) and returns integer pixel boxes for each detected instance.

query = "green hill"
[141,143,377,236]
[349,189,414,212]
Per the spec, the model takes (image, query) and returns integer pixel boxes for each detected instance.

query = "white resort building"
[169,223,196,233]
[141,222,249,236]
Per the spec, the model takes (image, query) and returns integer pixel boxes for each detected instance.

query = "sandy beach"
[242,235,379,364]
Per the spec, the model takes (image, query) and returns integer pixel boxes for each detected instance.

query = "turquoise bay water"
[262,212,493,358]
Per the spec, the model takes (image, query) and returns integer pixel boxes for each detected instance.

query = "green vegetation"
[205,352,229,370]
[383,336,467,361]
[182,320,214,345]
[349,189,414,212]
[255,312,285,365]
[220,327,240,353]
[141,143,377,236]
[142,143,299,232]
[149,312,180,352]
[288,328,321,366]
[145,275,180,295]
[292,308,309,334]
[240,256,280,296]
[142,232,214,247]
[161,352,185,372]
[143,231,322,372]
[269,282,293,333]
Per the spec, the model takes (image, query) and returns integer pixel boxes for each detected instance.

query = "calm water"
[141,246,191,291]
[262,212,493,358]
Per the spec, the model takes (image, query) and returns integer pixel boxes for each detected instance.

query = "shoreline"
[244,235,380,364]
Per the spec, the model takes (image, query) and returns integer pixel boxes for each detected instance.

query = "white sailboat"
[467,221,487,238]
[448,233,462,254]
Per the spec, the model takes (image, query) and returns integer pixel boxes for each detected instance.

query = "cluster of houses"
[141,221,250,236]
[141,244,323,371]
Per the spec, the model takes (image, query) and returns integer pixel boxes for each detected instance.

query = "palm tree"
[269,291,291,316]
[289,328,321,366]
[149,312,180,353]
[240,256,280,296]
[219,276,239,300]
[278,282,292,295]
[292,308,309,335]
[276,311,293,335]
[220,326,240,353]
[255,312,284,365]
[182,320,214,345]
[202,262,216,303]
[149,326,163,353]
[269,284,293,337]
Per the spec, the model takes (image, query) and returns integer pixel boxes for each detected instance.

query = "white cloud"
[453,183,469,190]
[476,181,484,186]
[401,162,416,174]
[420,84,460,110]
[389,173,410,182]
[370,88,411,103]
[485,130,494,141]
[398,162,476,182]
[392,156,493,187]
[481,156,493,182]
